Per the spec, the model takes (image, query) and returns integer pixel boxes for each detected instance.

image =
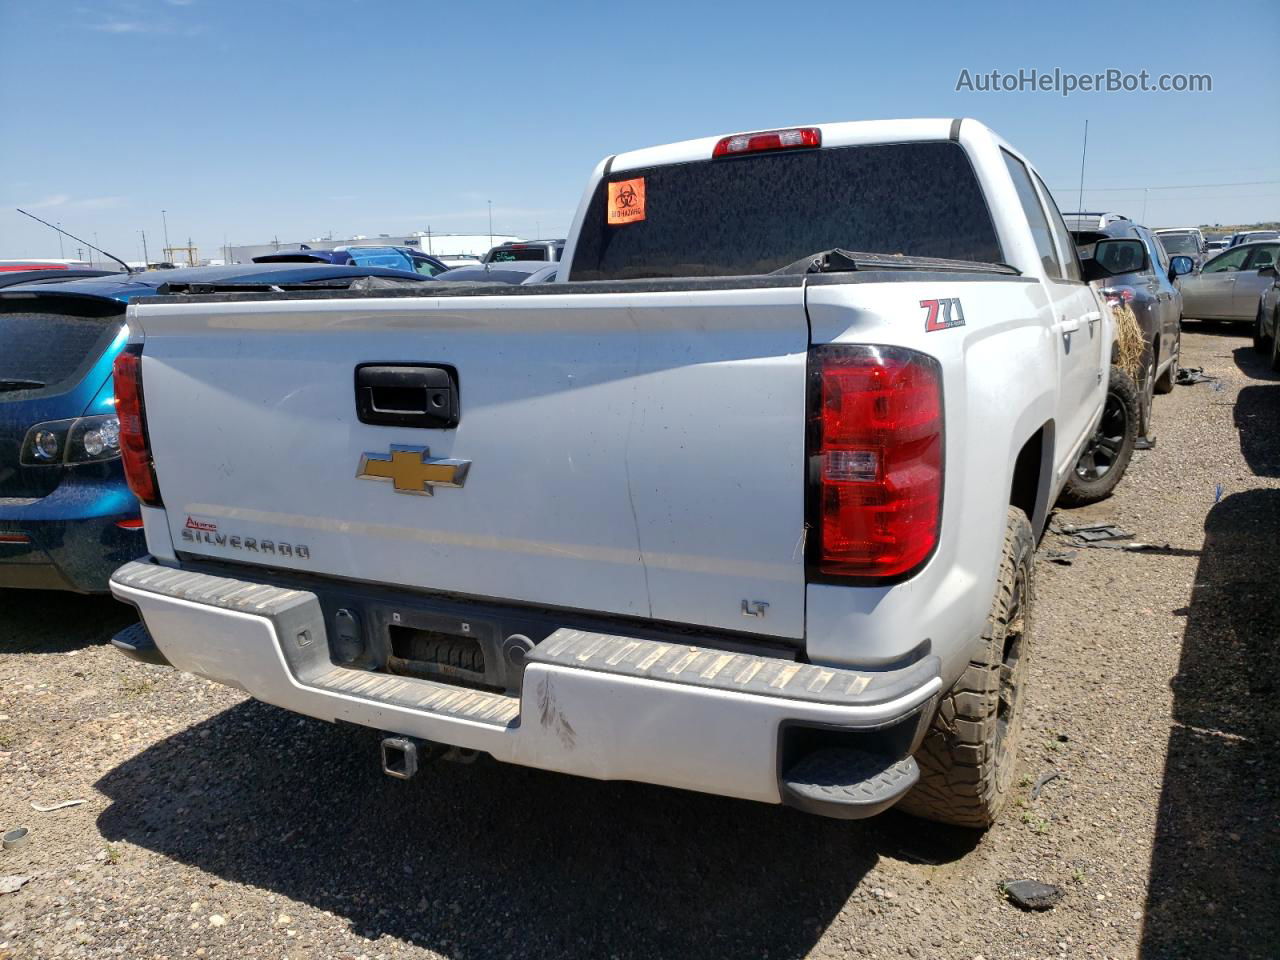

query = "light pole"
[57,223,65,258]
[140,229,149,266]
[488,200,493,246]
[161,209,170,261]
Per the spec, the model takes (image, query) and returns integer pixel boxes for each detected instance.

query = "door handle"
[355,364,459,429]
[1054,317,1081,334]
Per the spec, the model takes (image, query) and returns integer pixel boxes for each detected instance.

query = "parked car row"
[1067,214,1187,444]
[1061,212,1278,466]
[250,239,569,274]
[1179,239,1279,323]
[1227,229,1280,248]
[252,244,452,276]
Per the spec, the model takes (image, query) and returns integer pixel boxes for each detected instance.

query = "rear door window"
[347,248,414,271]
[570,141,1003,280]
[1243,244,1279,270]
[1157,233,1200,256]
[1203,247,1251,273]
[0,297,124,396]
[410,256,447,277]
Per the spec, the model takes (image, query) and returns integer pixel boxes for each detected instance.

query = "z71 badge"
[921,297,966,332]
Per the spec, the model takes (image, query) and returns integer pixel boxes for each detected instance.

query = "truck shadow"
[0,590,136,653]
[95,704,977,959]
[1139,411,1280,952]
[1233,345,1280,476]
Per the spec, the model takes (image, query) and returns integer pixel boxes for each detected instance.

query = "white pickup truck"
[109,119,1112,828]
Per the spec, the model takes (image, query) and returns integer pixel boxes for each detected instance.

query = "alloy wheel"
[1075,390,1130,481]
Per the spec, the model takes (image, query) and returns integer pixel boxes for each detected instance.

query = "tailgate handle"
[355,364,459,429]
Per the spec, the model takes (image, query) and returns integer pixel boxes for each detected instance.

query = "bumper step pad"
[309,665,519,727]
[780,748,920,819]
[110,621,169,667]
[530,628,938,707]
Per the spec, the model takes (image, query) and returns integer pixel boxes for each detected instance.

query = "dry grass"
[1111,302,1144,380]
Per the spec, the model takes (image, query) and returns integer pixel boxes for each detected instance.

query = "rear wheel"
[1270,324,1280,373]
[1057,365,1139,507]
[897,507,1034,829]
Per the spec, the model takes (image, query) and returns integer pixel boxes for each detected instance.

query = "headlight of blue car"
[20,414,122,465]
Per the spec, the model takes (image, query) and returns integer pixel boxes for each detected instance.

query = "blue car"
[252,244,451,276]
[0,263,433,593]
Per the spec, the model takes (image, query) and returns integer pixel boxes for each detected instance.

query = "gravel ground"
[1,327,1276,960]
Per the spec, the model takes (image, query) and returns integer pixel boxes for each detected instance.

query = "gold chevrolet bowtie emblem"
[356,445,471,496]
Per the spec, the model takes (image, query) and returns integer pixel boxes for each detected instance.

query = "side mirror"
[1258,265,1277,279]
[1169,255,1195,278]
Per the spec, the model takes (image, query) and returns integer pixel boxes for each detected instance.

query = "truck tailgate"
[132,288,809,639]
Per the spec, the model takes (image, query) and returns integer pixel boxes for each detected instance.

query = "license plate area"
[327,601,523,694]
[387,623,489,688]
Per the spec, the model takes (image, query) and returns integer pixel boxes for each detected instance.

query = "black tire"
[1270,323,1280,373]
[1253,309,1268,354]
[1057,365,1139,507]
[1154,326,1179,395]
[897,507,1034,829]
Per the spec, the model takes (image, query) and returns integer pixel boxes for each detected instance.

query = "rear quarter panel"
[804,275,1054,686]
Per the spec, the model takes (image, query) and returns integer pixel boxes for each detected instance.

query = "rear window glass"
[1157,233,1199,255]
[569,141,1002,281]
[487,247,549,262]
[0,297,124,395]
[346,248,413,271]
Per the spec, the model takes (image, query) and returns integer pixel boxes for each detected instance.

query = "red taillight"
[712,127,821,158]
[809,345,943,580]
[1101,285,1136,307]
[115,516,144,530]
[112,347,162,507]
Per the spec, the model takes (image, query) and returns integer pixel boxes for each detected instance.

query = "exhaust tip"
[380,736,418,780]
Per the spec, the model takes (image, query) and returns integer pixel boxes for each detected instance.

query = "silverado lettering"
[180,528,309,558]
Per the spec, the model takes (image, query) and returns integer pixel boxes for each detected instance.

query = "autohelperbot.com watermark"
[955,67,1212,97]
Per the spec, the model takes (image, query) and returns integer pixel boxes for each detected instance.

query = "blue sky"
[2,0,1277,261]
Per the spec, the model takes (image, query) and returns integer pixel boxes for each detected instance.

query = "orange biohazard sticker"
[607,177,646,225]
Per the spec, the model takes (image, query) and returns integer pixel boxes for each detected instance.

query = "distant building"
[226,232,524,264]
